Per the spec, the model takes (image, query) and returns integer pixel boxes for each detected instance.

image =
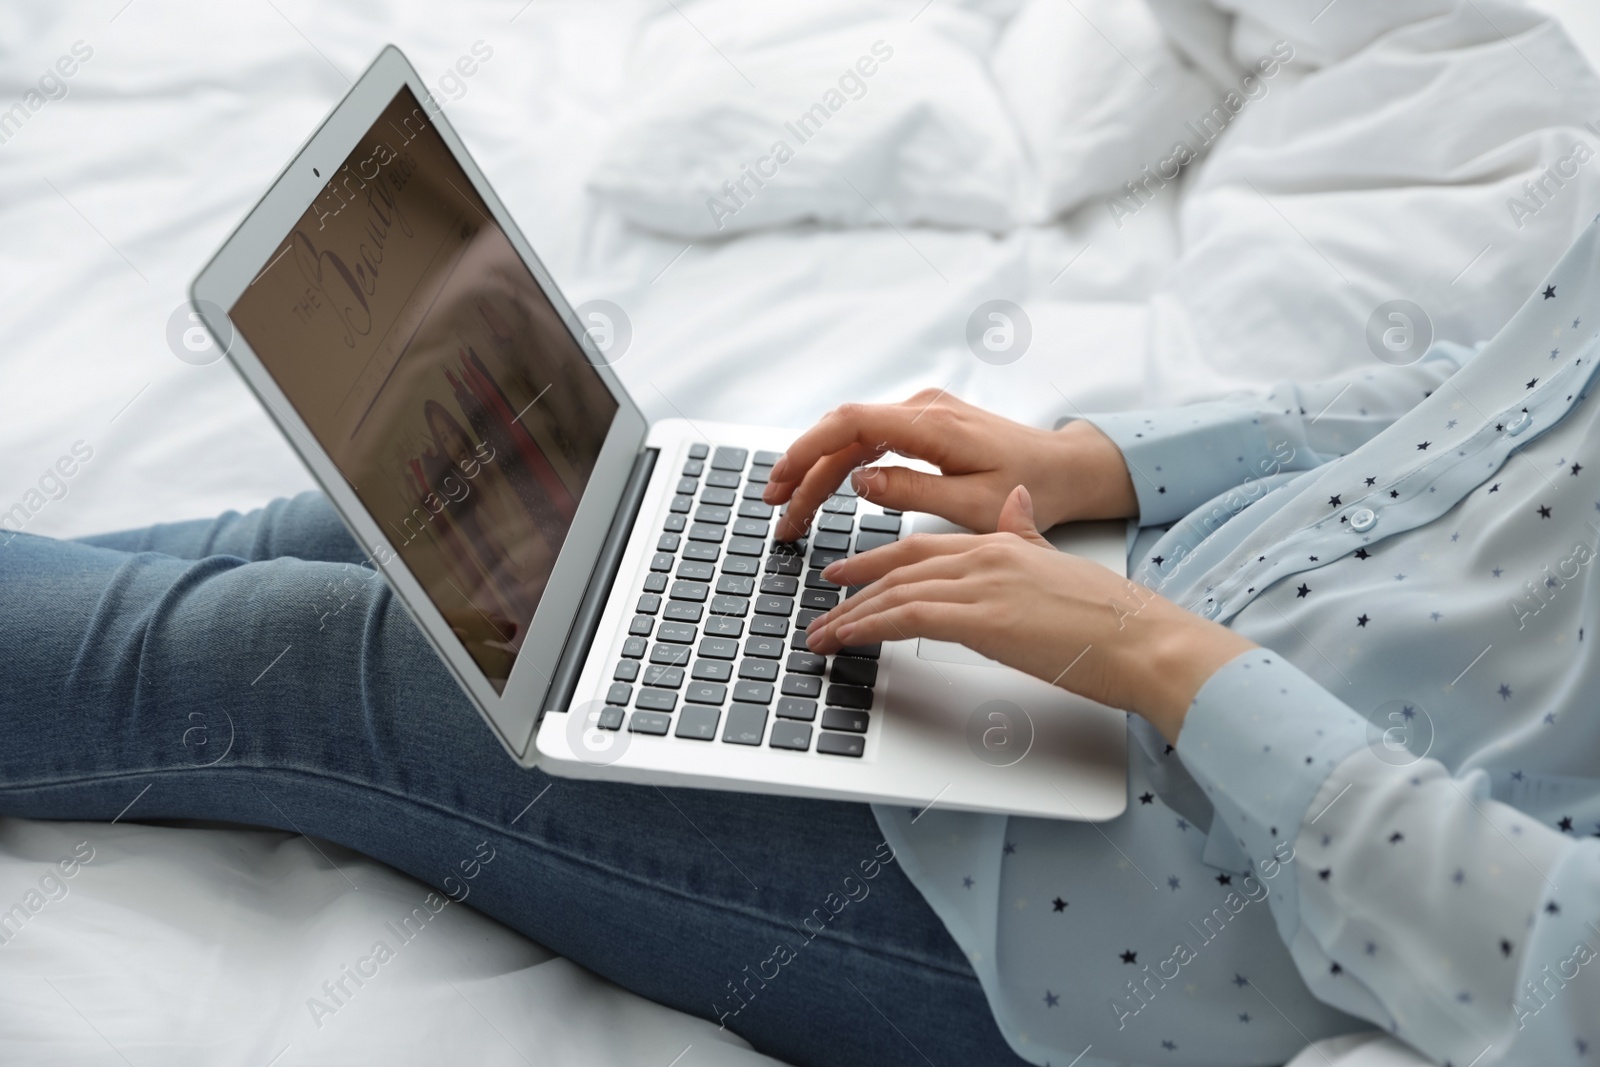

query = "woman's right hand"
[762,389,1139,541]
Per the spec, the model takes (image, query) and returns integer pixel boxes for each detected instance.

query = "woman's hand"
[805,487,1256,742]
[763,389,1137,542]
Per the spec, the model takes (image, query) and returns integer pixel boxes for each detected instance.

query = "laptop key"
[710,595,749,617]
[692,659,732,682]
[744,635,785,659]
[781,674,821,699]
[670,580,709,602]
[812,531,850,553]
[799,589,839,611]
[637,593,662,615]
[695,505,732,525]
[605,683,632,706]
[796,607,824,628]
[831,656,879,688]
[684,681,727,706]
[754,595,794,616]
[817,513,853,534]
[721,555,760,576]
[597,706,625,730]
[621,636,647,658]
[706,469,740,489]
[688,443,709,460]
[663,601,702,623]
[860,513,901,534]
[753,449,784,467]
[656,621,698,644]
[649,553,674,572]
[643,573,668,594]
[629,710,672,735]
[760,574,799,596]
[786,651,825,675]
[722,703,767,745]
[726,535,765,557]
[675,705,720,741]
[677,560,714,582]
[820,496,857,515]
[825,684,873,710]
[738,500,775,520]
[701,487,738,507]
[682,459,704,477]
[687,523,725,544]
[643,665,685,688]
[856,531,898,553]
[614,660,640,682]
[810,549,846,569]
[670,495,693,514]
[657,533,681,553]
[649,644,691,666]
[628,615,654,637]
[663,514,686,533]
[676,477,699,496]
[768,721,812,752]
[683,541,719,562]
[741,482,770,500]
[804,570,839,591]
[789,630,814,651]
[770,538,808,557]
[840,642,882,660]
[822,707,870,733]
[731,518,769,539]
[717,575,755,597]
[635,688,677,713]
[704,616,744,638]
[749,616,788,637]
[835,477,858,498]
[746,464,772,485]
[711,446,748,471]
[764,554,802,576]
[699,636,738,660]
[775,697,817,721]
[733,680,774,704]
[738,659,778,682]
[817,731,865,757]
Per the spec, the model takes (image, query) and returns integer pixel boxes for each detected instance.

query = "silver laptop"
[191,46,1127,819]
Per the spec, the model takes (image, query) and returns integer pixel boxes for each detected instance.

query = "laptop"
[191,46,1127,820]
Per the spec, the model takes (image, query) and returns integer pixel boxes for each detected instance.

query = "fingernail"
[770,457,789,480]
[850,470,868,496]
[820,561,842,580]
[835,623,856,642]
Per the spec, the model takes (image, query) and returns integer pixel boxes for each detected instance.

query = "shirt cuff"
[1083,402,1283,526]
[1175,649,1371,937]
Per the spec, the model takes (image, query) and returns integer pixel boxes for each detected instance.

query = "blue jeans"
[0,493,1027,1067]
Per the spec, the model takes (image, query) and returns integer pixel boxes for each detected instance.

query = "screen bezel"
[191,46,648,761]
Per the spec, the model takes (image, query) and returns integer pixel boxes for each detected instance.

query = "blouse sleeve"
[1178,650,1600,1066]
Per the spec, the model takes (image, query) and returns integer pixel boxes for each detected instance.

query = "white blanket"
[2,1,1598,1063]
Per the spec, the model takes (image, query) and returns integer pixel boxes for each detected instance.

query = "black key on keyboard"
[799,589,839,611]
[721,555,760,576]
[738,500,775,520]
[856,531,898,553]
[761,574,799,596]
[621,636,647,658]
[670,580,709,602]
[768,721,812,751]
[817,731,865,757]
[628,615,654,637]
[786,651,825,675]
[643,573,668,594]
[841,642,882,659]
[706,469,740,489]
[817,513,853,534]
[684,682,727,706]
[744,635,785,659]
[731,518,769,539]
[746,464,772,485]
[597,706,625,730]
[775,697,817,721]
[749,616,788,637]
[695,505,732,525]
[796,607,825,629]
[804,570,839,591]
[629,711,671,735]
[701,487,738,507]
[770,538,808,557]
[754,595,795,616]
[605,682,632,706]
[675,705,720,740]
[670,495,693,513]
[812,531,850,553]
[822,707,870,733]
[820,496,857,515]
[711,446,748,471]
[727,535,765,557]
[733,680,774,704]
[699,636,738,660]
[717,575,755,597]
[704,616,744,638]
[682,458,704,477]
[677,560,715,582]
[738,659,778,682]
[831,656,879,688]
[688,443,709,460]
[614,660,640,682]
[790,630,814,652]
[710,595,750,617]
[741,482,769,500]
[643,665,684,688]
[683,541,720,563]
[635,688,677,713]
[657,533,681,552]
[753,449,784,466]
[637,593,662,614]
[649,553,674,573]
[765,553,802,576]
[656,621,698,644]
[781,674,821,698]
[663,601,702,623]
[649,644,691,666]
[825,684,873,710]
[860,513,901,533]
[662,514,687,533]
[722,703,767,745]
[692,660,732,682]
[687,523,725,543]
[810,549,846,569]
[676,477,699,496]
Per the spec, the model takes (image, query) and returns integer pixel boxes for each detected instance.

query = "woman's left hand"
[804,487,1257,743]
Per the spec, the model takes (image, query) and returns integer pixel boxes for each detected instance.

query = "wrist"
[1126,605,1256,744]
[1046,419,1138,524]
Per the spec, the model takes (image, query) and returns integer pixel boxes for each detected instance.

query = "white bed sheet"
[1,1,1597,1064]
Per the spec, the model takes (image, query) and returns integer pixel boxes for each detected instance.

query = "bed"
[3,1,1599,1063]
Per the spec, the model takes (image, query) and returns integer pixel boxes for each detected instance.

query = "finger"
[819,531,981,586]
[770,442,876,541]
[809,598,978,654]
[995,485,1053,548]
[767,401,943,491]
[809,557,980,642]
[851,465,993,530]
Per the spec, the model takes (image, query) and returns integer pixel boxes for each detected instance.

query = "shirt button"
[1505,411,1532,436]
[1348,507,1378,533]
[1202,601,1221,619]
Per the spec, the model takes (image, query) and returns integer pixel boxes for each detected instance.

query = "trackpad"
[917,638,1002,667]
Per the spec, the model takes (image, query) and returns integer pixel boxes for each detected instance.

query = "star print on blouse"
[1417,441,1431,450]
[1545,285,1558,298]
[1365,477,1377,486]
[1052,898,1067,912]
[1499,684,1513,699]
[1216,873,1232,885]
[1358,615,1370,627]
[1297,584,1311,598]
[1355,548,1370,559]
[1573,463,1583,475]
[1528,378,1540,389]
[1139,792,1154,804]
[1044,990,1060,1007]
[1329,495,1342,507]
[1120,950,1138,964]
[1538,505,1553,518]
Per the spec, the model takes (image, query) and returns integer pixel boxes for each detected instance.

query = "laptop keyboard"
[596,443,902,758]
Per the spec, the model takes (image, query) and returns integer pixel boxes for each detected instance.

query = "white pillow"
[587,2,1028,238]
[991,0,1216,222]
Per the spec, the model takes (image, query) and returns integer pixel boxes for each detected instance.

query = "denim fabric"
[0,492,1025,1067]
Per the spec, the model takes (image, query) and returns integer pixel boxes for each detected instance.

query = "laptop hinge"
[539,447,658,722]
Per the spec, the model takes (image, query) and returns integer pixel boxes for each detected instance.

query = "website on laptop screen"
[230,87,618,691]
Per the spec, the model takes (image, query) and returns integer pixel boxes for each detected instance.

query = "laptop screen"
[230,87,619,692]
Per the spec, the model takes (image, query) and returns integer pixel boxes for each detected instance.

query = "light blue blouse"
[874,217,1600,1067]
